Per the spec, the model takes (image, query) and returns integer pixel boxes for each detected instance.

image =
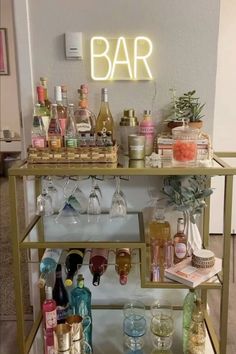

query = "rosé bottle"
[89,248,109,286]
[43,286,57,330]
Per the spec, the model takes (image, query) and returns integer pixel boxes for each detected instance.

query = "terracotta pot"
[188,121,203,130]
[167,120,203,131]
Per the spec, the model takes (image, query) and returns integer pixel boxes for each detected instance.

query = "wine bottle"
[31,103,46,148]
[89,248,109,286]
[40,77,51,111]
[139,109,156,156]
[36,85,50,141]
[74,84,96,135]
[54,85,67,137]
[64,103,77,148]
[183,289,197,353]
[173,217,187,264]
[48,103,62,149]
[38,249,62,288]
[70,274,92,348]
[42,286,57,330]
[64,248,85,287]
[95,88,114,139]
[53,264,70,324]
[115,248,132,285]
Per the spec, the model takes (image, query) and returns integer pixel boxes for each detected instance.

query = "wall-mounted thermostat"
[65,32,83,60]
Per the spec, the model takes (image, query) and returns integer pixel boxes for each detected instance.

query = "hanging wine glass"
[36,186,53,216]
[43,176,60,213]
[109,176,127,219]
[68,177,88,214]
[87,177,101,223]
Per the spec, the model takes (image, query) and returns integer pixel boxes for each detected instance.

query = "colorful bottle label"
[76,122,92,132]
[48,136,62,149]
[45,309,57,329]
[175,243,187,259]
[32,136,46,148]
[65,137,77,148]
[56,304,70,322]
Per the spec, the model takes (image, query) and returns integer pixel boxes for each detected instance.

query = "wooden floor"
[0,235,235,354]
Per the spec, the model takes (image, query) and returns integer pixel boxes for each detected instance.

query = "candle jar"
[128,135,145,160]
[119,109,139,155]
[172,123,199,166]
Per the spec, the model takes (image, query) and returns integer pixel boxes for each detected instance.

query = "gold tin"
[66,315,84,341]
[128,134,145,160]
[54,323,72,352]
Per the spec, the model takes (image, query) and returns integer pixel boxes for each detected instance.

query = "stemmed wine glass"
[43,176,60,213]
[109,176,127,219]
[36,180,54,217]
[67,177,88,214]
[87,176,101,223]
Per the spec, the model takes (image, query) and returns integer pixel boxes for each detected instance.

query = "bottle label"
[46,346,56,354]
[76,122,91,132]
[175,243,187,259]
[48,136,62,149]
[65,138,77,148]
[56,304,70,322]
[42,249,62,263]
[129,144,144,151]
[32,136,46,148]
[45,309,57,329]
[140,125,155,135]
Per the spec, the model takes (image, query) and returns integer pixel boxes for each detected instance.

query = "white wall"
[0,0,21,137]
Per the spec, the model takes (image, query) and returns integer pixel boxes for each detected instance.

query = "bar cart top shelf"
[7,153,236,177]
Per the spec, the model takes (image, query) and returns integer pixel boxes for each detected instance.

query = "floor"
[0,177,235,353]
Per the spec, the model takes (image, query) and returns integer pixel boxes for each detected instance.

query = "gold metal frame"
[8,152,236,354]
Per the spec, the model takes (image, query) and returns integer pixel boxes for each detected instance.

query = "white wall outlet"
[65,32,83,60]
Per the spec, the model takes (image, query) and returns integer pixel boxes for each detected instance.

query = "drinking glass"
[110,177,127,219]
[68,177,88,214]
[44,176,60,213]
[123,301,146,350]
[150,300,174,350]
[36,187,53,216]
[87,177,101,223]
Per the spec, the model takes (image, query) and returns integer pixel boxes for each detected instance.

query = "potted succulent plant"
[166,89,205,130]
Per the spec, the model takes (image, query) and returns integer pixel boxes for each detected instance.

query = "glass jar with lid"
[119,109,139,155]
[172,121,199,166]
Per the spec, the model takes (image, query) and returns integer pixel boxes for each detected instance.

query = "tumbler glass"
[123,301,146,350]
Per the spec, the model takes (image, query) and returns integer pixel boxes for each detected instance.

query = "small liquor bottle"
[42,286,57,330]
[95,88,114,139]
[64,103,77,148]
[38,249,62,288]
[89,248,109,286]
[31,104,46,148]
[74,84,96,135]
[115,248,132,285]
[54,85,67,137]
[53,264,70,324]
[173,217,187,264]
[48,104,62,149]
[64,248,85,287]
[70,274,92,348]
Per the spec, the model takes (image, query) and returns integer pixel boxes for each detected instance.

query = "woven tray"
[27,144,118,164]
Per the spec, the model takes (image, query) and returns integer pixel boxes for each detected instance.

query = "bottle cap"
[80,84,88,94]
[61,85,67,92]
[54,86,62,101]
[37,276,46,289]
[65,278,73,287]
[144,109,152,116]
[120,274,128,285]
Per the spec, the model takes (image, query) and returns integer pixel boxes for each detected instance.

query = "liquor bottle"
[54,86,67,137]
[64,103,77,148]
[38,249,62,288]
[148,204,171,280]
[36,85,50,141]
[188,299,206,354]
[42,286,57,330]
[183,289,197,353]
[40,77,51,111]
[115,248,132,285]
[61,85,68,108]
[44,328,54,354]
[48,103,63,149]
[95,88,114,139]
[31,103,46,148]
[173,217,187,264]
[53,264,70,324]
[139,110,156,156]
[89,248,109,286]
[70,274,92,348]
[64,248,85,287]
[74,84,96,135]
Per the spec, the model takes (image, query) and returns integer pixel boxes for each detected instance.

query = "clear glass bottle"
[48,103,63,149]
[115,248,132,285]
[36,85,50,141]
[89,248,109,286]
[31,103,46,148]
[64,248,85,287]
[70,274,92,349]
[95,88,114,139]
[54,85,67,137]
[40,77,51,111]
[65,103,77,148]
[38,249,63,288]
[74,84,96,135]
[173,217,187,264]
[139,109,156,156]
[52,264,70,324]
[188,299,206,354]
[183,289,197,353]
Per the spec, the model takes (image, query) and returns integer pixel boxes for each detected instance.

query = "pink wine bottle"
[139,110,156,156]
[42,286,57,330]
[89,248,109,286]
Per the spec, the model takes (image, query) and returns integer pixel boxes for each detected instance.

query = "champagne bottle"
[42,286,57,330]
[95,88,114,140]
[64,248,85,287]
[38,249,62,288]
[48,103,62,149]
[89,248,109,286]
[31,103,46,148]
[53,264,70,324]
[65,103,77,148]
[70,274,92,348]
[173,217,187,264]
[115,248,132,285]
[183,289,197,353]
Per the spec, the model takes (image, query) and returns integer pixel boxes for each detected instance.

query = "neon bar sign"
[90,36,153,81]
